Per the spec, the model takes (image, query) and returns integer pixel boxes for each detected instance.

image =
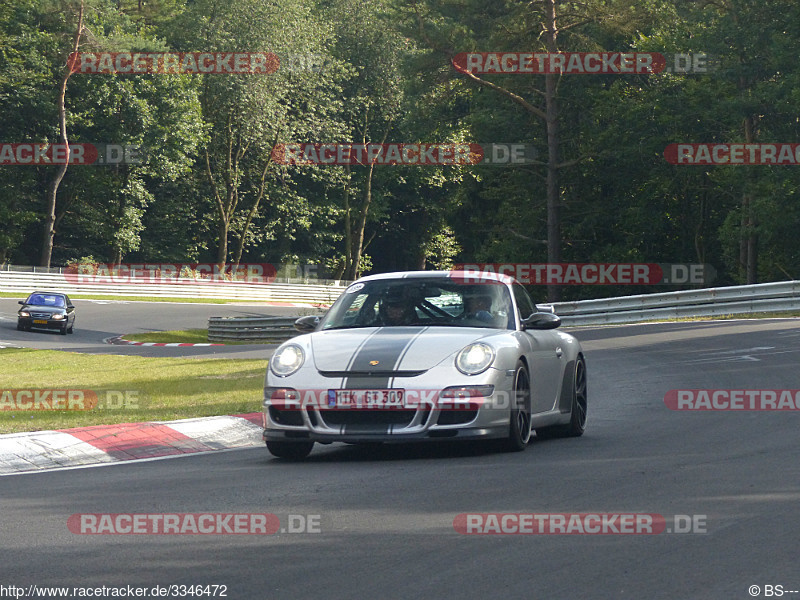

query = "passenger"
[462,294,493,322]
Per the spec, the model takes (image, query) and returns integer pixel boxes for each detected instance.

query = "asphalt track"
[2,315,800,599]
[0,297,309,358]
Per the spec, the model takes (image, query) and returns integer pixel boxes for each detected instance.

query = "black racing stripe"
[343,327,420,389]
[337,324,425,435]
[343,328,380,372]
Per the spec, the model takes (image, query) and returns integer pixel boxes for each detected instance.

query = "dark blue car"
[17,291,76,335]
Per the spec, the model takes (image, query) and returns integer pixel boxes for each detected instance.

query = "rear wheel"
[542,356,587,438]
[564,356,588,436]
[266,440,314,460]
[501,361,532,452]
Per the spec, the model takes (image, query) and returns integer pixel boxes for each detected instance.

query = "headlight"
[51,314,65,320]
[455,343,495,375]
[19,311,30,317]
[270,344,305,377]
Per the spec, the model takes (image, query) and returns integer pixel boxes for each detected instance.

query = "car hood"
[309,326,499,373]
[20,305,66,315]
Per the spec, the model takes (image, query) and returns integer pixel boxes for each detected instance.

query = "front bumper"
[262,366,514,443]
[18,316,67,331]
[262,426,509,444]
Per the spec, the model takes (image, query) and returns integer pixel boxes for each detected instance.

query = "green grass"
[121,328,274,345]
[651,312,800,322]
[0,348,267,434]
[565,312,800,327]
[122,328,214,343]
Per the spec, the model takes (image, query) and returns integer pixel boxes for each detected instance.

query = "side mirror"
[522,312,561,330]
[67,305,75,310]
[18,300,24,305]
[294,315,320,333]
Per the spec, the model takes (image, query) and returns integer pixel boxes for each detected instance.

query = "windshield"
[26,294,66,308]
[321,278,514,330]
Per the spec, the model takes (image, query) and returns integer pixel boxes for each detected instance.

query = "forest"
[1,0,799,301]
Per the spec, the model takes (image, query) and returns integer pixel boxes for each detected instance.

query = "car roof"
[354,270,516,285]
[27,291,68,297]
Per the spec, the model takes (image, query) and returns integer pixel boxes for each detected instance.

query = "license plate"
[327,389,405,409]
[33,319,47,324]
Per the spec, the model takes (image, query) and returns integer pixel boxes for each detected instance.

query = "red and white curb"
[0,413,264,476]
[105,335,224,347]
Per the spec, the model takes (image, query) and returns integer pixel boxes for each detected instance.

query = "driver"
[379,290,417,326]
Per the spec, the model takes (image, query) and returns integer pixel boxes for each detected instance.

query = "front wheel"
[266,440,314,460]
[501,361,532,452]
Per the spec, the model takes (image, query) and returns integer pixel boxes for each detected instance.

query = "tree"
[0,0,205,266]
[40,0,84,267]
[321,0,408,280]
[171,0,348,270]
[406,0,645,299]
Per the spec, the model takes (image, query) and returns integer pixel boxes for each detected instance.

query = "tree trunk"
[543,0,562,301]
[746,227,758,283]
[346,161,375,280]
[206,142,238,272]
[40,0,84,268]
[217,216,229,268]
[344,119,391,280]
[740,115,758,283]
[343,164,353,278]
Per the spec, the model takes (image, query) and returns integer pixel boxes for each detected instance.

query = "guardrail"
[553,280,800,326]
[5,266,800,335]
[0,263,345,284]
[206,280,800,342]
[208,316,300,342]
[0,270,346,305]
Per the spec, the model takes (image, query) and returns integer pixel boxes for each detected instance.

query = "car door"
[512,283,563,414]
[64,294,75,327]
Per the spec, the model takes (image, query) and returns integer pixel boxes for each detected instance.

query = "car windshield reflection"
[320,278,514,330]
[26,294,66,308]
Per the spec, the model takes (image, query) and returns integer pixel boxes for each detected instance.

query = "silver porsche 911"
[262,270,586,459]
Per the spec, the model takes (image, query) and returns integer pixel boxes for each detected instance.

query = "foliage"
[1,0,799,297]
